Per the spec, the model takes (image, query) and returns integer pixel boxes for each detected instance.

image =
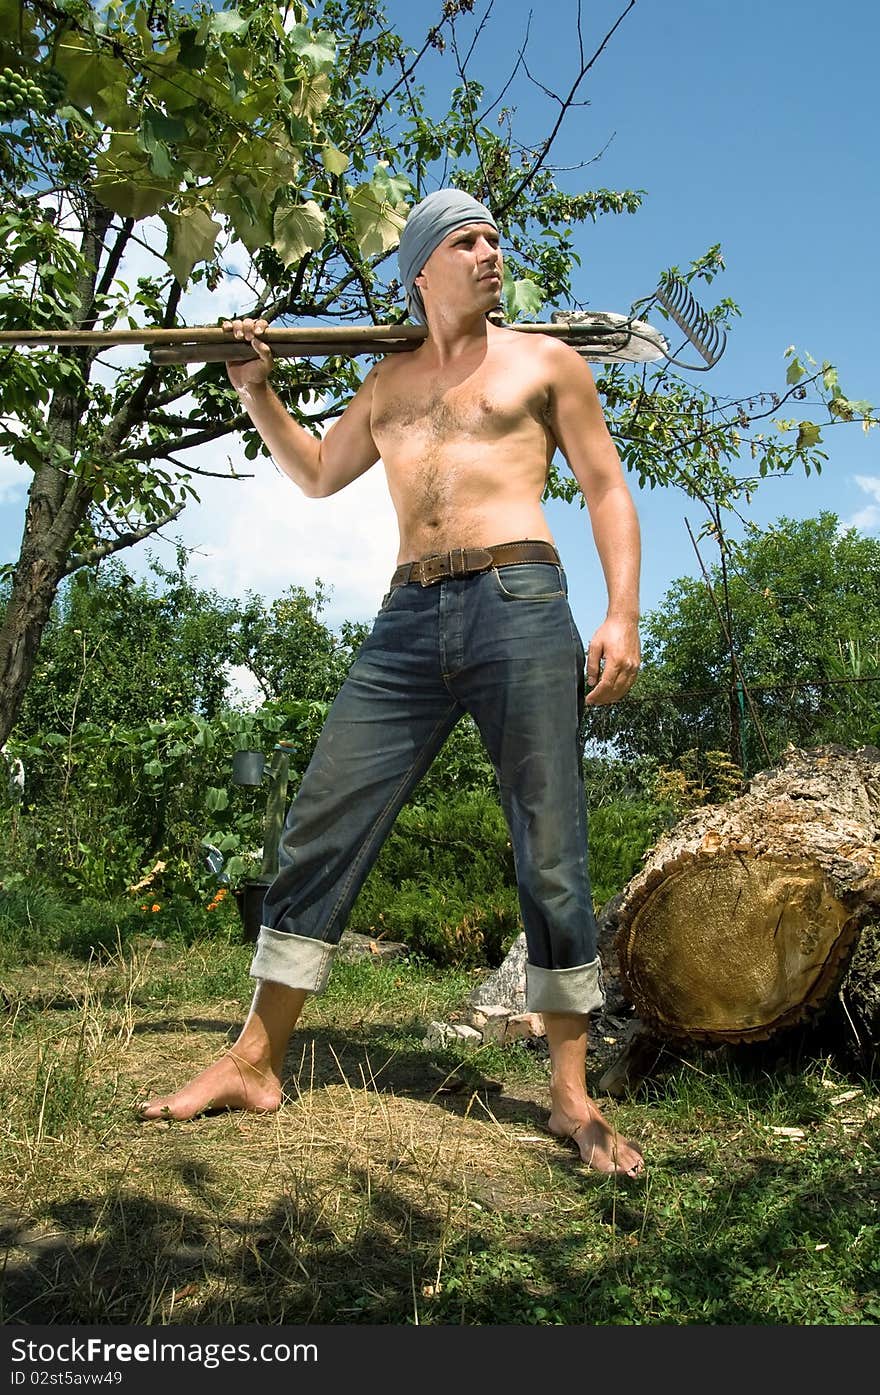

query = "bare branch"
[459,0,496,70]
[128,415,247,461]
[91,217,135,314]
[495,0,637,218]
[481,14,531,121]
[355,14,455,145]
[450,24,494,201]
[153,454,253,480]
[64,503,187,575]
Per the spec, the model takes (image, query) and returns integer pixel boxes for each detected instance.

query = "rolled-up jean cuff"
[249,926,337,995]
[526,957,604,1015]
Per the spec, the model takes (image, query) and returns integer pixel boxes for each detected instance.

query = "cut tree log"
[613,745,880,1051]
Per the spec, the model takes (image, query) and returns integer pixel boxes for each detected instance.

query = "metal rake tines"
[654,276,727,368]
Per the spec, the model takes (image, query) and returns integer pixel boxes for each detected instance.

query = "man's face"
[415,222,503,320]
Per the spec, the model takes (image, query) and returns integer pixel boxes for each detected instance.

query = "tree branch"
[63,503,187,575]
[494,0,637,218]
[128,414,248,461]
[90,217,135,318]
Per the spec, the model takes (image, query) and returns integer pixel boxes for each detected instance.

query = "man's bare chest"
[371,364,550,444]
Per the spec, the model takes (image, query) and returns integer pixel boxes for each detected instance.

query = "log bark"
[614,745,880,1046]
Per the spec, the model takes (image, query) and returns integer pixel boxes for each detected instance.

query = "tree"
[234,581,366,704]
[592,514,880,769]
[12,554,239,735]
[0,0,874,749]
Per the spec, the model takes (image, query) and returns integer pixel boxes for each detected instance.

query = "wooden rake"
[0,310,668,365]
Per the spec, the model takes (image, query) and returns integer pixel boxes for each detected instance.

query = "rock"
[337,931,408,963]
[451,1024,483,1048]
[467,1004,510,1031]
[504,1012,545,1042]
[424,1020,459,1048]
[469,933,528,1013]
[481,1013,511,1044]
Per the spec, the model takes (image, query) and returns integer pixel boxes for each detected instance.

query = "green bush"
[0,885,240,968]
[348,792,520,966]
[1,701,327,901]
[587,797,669,907]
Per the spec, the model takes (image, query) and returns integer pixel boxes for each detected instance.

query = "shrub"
[348,792,520,965]
[588,798,669,907]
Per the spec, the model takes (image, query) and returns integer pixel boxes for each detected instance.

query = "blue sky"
[1,0,877,645]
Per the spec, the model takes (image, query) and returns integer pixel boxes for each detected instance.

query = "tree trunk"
[0,473,90,743]
[0,202,110,744]
[614,745,880,1045]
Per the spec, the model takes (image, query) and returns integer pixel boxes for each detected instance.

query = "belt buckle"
[449,547,467,578]
[418,554,445,586]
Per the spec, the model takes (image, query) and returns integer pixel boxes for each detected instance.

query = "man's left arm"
[545,342,641,706]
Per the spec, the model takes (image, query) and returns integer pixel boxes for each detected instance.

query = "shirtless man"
[141,189,643,1177]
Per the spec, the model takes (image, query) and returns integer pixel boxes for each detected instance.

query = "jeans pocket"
[492,563,566,601]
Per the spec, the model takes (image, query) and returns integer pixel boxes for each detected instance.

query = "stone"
[424,1020,458,1048]
[467,1004,510,1031]
[337,930,408,963]
[451,1024,483,1048]
[481,1013,511,1045]
[469,933,527,1013]
[504,1012,546,1043]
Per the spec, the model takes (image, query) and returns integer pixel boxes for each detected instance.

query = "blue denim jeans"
[250,555,603,1015]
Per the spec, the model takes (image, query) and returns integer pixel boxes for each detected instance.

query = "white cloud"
[853,474,880,504]
[844,475,880,534]
[131,431,400,627]
[0,454,29,506]
[846,504,880,533]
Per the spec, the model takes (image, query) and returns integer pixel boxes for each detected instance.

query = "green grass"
[0,904,877,1326]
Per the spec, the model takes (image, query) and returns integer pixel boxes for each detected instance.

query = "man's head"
[397,188,500,325]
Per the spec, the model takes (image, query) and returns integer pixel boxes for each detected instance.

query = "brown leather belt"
[390,539,560,588]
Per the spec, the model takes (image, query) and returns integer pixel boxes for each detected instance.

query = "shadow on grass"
[1,1134,877,1324]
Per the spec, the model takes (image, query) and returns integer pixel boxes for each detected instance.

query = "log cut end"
[618,851,861,1042]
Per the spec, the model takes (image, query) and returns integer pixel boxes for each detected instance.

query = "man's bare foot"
[138,1053,282,1122]
[547,1102,644,1177]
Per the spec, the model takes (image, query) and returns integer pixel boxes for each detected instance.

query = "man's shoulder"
[491,324,593,381]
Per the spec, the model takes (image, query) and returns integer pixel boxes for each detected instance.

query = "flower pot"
[234,874,275,942]
[232,749,265,786]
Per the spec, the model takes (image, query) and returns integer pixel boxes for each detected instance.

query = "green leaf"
[94,136,178,220]
[204,786,230,813]
[216,183,274,253]
[143,759,165,778]
[347,180,407,257]
[371,161,414,206]
[54,34,128,112]
[796,421,822,449]
[785,357,805,385]
[287,24,337,73]
[161,206,222,286]
[272,200,326,266]
[502,267,545,320]
[177,29,209,71]
[289,72,331,124]
[211,9,250,35]
[321,145,350,176]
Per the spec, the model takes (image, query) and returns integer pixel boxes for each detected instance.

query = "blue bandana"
[397,189,499,325]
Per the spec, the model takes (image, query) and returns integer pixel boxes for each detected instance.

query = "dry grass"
[1,941,877,1326]
[0,947,576,1323]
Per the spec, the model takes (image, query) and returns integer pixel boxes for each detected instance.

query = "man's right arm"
[226,317,381,497]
